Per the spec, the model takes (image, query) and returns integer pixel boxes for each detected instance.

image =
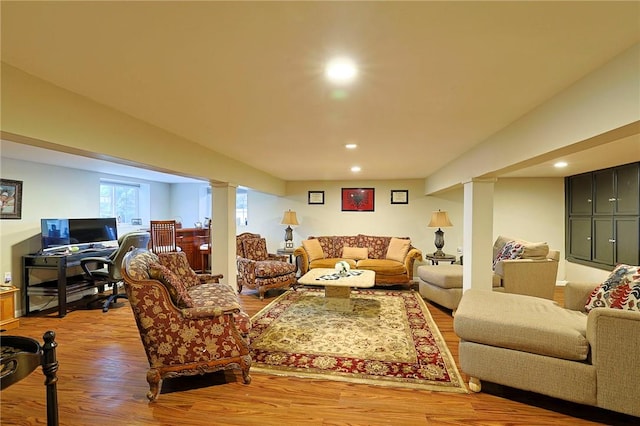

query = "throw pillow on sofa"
[386,237,411,263]
[342,246,368,260]
[585,264,640,312]
[492,240,525,270]
[242,238,268,261]
[303,239,325,261]
[149,262,194,308]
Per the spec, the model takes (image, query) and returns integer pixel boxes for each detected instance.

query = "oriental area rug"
[249,287,467,393]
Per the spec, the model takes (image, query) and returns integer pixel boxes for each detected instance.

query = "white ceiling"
[1,1,639,182]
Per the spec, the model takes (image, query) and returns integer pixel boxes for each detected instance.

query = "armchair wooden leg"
[469,377,481,392]
[146,369,162,401]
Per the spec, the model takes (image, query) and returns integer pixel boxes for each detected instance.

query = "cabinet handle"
[608,197,616,202]
[587,237,591,241]
[608,239,616,243]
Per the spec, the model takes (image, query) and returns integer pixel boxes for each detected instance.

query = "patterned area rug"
[249,287,467,393]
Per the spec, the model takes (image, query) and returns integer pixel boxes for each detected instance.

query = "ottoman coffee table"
[297,268,375,311]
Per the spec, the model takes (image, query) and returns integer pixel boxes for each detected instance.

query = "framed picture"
[341,188,375,212]
[0,178,23,220]
[391,189,409,204]
[308,190,325,205]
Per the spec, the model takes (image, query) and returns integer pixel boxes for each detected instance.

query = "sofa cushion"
[455,290,589,361]
[149,262,194,308]
[418,264,502,288]
[520,241,549,259]
[254,259,297,278]
[158,252,199,288]
[357,234,392,259]
[342,246,368,260]
[386,237,411,263]
[242,237,268,261]
[418,265,464,289]
[310,258,357,270]
[303,239,325,261]
[356,258,406,276]
[585,264,640,312]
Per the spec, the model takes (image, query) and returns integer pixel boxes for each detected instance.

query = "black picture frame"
[308,190,325,205]
[0,178,23,220]
[341,188,375,212]
[390,190,409,204]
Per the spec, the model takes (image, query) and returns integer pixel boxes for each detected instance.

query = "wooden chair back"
[150,220,178,254]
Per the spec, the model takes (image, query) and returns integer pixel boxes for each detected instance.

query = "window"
[237,188,248,226]
[100,180,140,224]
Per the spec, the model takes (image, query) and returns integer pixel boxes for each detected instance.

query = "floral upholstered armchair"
[121,249,251,401]
[236,232,297,300]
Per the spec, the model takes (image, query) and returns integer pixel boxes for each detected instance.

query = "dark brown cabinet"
[566,162,639,270]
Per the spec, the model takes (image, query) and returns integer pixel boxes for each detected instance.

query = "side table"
[276,249,295,263]
[0,286,20,330]
[424,253,456,265]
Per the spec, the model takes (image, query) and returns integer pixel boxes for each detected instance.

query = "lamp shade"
[281,210,299,226]
[428,210,453,228]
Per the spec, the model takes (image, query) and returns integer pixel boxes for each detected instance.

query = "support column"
[462,178,496,292]
[211,182,238,289]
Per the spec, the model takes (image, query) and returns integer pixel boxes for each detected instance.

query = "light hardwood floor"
[1,286,636,425]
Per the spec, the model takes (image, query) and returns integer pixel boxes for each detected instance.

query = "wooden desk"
[22,248,116,318]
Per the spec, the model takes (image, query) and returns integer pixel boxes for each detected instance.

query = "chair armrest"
[182,306,241,319]
[404,248,423,280]
[495,258,559,300]
[587,308,640,415]
[564,282,598,312]
[80,256,112,276]
[267,253,287,262]
[197,273,224,284]
[293,246,310,275]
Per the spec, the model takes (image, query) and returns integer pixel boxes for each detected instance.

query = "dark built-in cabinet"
[566,162,639,270]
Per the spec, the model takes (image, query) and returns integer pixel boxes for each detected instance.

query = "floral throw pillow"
[242,238,268,261]
[585,264,640,312]
[149,262,194,308]
[492,240,525,270]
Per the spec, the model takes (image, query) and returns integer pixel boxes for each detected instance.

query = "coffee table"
[297,268,375,311]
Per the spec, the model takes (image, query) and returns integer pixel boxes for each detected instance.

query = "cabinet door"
[615,217,640,265]
[568,217,592,260]
[592,217,614,265]
[615,163,640,215]
[568,173,592,215]
[594,169,615,215]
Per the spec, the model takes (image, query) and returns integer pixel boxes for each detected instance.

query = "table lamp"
[427,210,453,257]
[281,209,299,249]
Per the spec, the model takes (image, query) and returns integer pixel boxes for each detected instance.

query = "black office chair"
[80,231,150,312]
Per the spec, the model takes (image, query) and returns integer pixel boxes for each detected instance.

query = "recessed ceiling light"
[351,166,361,173]
[345,143,357,149]
[554,161,568,168]
[325,57,358,85]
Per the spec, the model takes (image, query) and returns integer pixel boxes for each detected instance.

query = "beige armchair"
[418,235,560,311]
[491,235,560,300]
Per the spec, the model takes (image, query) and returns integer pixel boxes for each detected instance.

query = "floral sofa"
[454,263,640,417]
[121,249,251,401]
[293,234,422,286]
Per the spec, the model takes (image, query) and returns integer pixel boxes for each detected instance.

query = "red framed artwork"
[341,188,375,212]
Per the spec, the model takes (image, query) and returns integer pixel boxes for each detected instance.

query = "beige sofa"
[418,235,559,311]
[453,284,640,417]
[293,234,422,286]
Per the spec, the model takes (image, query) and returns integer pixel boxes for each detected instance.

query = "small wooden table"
[297,268,375,311]
[424,253,457,265]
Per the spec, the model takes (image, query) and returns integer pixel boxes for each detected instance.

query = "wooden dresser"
[176,227,210,272]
